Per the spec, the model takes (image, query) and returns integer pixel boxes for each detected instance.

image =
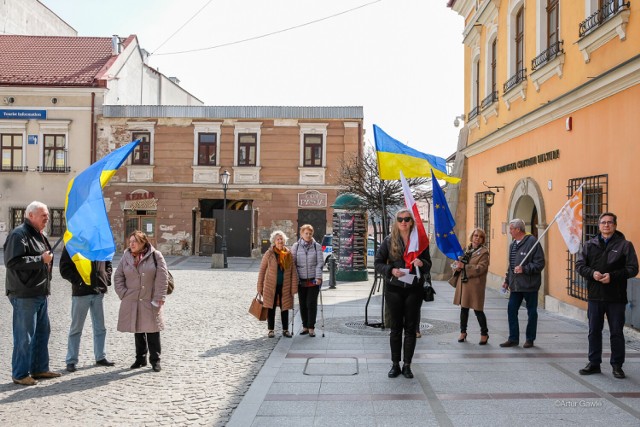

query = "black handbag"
[423,283,436,302]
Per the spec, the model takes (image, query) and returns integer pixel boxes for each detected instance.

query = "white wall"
[1,0,76,36]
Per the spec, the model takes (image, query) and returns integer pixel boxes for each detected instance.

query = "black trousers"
[588,301,626,366]
[385,284,423,364]
[460,307,488,335]
[298,285,320,329]
[135,332,161,364]
[267,285,289,331]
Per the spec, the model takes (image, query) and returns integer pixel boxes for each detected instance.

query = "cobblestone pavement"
[0,255,278,426]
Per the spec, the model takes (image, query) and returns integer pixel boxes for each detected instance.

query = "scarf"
[131,246,149,267]
[273,246,292,271]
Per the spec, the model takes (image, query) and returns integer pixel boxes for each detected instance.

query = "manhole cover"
[319,316,458,336]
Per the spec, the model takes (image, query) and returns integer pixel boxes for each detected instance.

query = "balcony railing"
[0,166,29,172]
[531,40,564,72]
[579,0,630,37]
[467,106,480,121]
[481,91,499,110]
[37,165,71,173]
[503,68,527,94]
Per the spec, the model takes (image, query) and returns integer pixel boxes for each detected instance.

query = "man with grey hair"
[500,218,546,348]
[4,201,60,385]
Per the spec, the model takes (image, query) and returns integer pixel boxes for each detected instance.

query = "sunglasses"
[397,217,412,223]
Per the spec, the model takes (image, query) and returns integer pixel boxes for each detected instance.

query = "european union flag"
[431,170,464,260]
[63,140,140,284]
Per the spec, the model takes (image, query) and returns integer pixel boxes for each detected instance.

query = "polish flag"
[400,171,430,269]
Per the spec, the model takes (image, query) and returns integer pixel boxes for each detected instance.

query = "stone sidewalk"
[229,276,640,426]
[0,255,272,426]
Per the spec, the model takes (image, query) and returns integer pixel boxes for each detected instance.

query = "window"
[566,174,608,301]
[49,208,65,236]
[42,134,67,172]
[1,134,24,172]
[197,133,217,166]
[515,7,525,73]
[547,0,559,47]
[132,132,151,165]
[490,39,497,95]
[303,134,323,167]
[125,213,156,240]
[237,133,257,166]
[10,207,25,230]
[474,192,492,250]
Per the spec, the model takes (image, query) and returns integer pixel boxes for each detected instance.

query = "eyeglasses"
[599,221,615,225]
[397,217,412,223]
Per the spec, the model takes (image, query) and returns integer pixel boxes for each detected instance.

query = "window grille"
[474,192,492,250]
[566,174,608,301]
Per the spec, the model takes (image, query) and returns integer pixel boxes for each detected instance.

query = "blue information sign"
[0,109,47,119]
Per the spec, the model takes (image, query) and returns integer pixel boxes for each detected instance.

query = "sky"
[40,0,465,158]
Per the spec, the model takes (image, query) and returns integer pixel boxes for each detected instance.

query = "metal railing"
[0,165,29,172]
[467,106,480,121]
[480,91,498,110]
[37,165,71,173]
[579,1,630,38]
[503,68,527,94]
[531,40,564,71]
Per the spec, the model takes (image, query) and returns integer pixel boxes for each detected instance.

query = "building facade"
[0,34,202,245]
[98,106,364,256]
[448,0,640,320]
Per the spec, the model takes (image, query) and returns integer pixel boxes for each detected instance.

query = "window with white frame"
[132,131,151,165]
[469,55,481,121]
[197,133,217,166]
[303,134,323,167]
[1,120,27,172]
[37,119,70,173]
[298,123,327,168]
[237,133,257,166]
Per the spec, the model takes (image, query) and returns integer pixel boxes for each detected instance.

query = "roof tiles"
[0,35,114,87]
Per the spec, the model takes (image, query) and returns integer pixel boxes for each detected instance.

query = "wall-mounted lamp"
[3,96,15,104]
[453,114,465,127]
[485,191,495,207]
[483,181,505,193]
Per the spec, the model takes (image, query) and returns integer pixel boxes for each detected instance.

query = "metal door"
[213,210,252,257]
[297,209,326,242]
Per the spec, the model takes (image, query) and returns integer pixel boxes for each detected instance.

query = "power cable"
[153,0,382,56]
[151,0,216,55]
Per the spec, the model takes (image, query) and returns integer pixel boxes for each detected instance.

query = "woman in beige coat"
[452,228,490,345]
[114,230,168,372]
[257,230,298,338]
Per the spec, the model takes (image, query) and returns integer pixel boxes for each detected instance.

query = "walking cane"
[319,285,325,337]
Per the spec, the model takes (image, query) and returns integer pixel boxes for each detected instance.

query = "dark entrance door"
[297,209,326,242]
[213,210,252,257]
[199,218,216,256]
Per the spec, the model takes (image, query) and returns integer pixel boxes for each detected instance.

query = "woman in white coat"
[114,230,168,372]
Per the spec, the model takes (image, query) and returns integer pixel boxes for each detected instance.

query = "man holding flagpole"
[576,212,638,379]
[500,219,545,349]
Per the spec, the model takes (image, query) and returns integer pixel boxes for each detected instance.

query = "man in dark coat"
[576,212,638,379]
[500,218,546,349]
[60,246,115,373]
[4,201,60,385]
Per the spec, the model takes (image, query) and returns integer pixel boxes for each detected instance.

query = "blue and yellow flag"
[63,140,140,284]
[374,124,460,184]
[431,169,464,260]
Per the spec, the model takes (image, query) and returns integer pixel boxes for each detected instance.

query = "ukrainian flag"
[63,140,140,284]
[374,124,460,184]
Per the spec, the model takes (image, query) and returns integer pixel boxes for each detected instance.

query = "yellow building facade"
[448,0,640,320]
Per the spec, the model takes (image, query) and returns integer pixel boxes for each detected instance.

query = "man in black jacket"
[4,201,59,386]
[576,212,638,379]
[500,218,546,349]
[60,246,115,372]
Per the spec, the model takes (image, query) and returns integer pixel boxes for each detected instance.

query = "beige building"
[97,106,364,256]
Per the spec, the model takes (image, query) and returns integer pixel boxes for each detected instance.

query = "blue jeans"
[66,294,107,365]
[9,296,51,379]
[587,301,626,366]
[507,291,538,343]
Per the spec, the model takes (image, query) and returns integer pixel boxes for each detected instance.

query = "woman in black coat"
[375,209,431,379]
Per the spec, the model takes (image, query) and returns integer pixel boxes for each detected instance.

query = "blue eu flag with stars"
[431,170,464,260]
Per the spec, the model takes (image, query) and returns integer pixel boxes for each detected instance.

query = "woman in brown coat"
[257,230,298,338]
[114,230,168,372]
[452,228,490,345]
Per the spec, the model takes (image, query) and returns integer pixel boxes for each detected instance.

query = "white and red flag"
[555,183,584,254]
[400,171,430,269]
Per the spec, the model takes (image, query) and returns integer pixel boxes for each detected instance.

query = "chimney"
[111,35,120,55]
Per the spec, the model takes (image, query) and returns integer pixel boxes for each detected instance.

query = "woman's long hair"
[389,208,414,260]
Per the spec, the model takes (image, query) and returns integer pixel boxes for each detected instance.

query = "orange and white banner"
[555,183,584,254]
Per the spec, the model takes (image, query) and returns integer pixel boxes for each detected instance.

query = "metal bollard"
[328,255,337,289]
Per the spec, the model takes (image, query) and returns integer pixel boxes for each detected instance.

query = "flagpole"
[517,181,584,266]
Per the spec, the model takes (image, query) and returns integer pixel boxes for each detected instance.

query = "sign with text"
[496,149,560,174]
[0,109,47,120]
[298,190,327,208]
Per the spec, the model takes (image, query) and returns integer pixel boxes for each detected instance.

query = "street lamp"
[220,169,230,268]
